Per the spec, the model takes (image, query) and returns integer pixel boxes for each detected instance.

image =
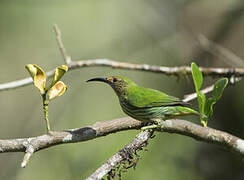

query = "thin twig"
[21,145,34,168]
[53,24,71,64]
[0,70,54,91]
[0,59,244,91]
[183,84,214,102]
[183,76,242,103]
[192,1,244,61]
[86,131,153,180]
[69,59,244,77]
[181,34,244,103]
[198,34,244,67]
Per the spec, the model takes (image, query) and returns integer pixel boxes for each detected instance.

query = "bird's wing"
[126,86,186,108]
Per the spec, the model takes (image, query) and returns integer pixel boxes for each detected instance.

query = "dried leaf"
[50,65,68,88]
[48,81,67,100]
[25,64,46,94]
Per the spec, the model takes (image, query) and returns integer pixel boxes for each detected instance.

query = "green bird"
[87,76,199,128]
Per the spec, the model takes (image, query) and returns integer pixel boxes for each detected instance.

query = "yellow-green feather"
[113,76,199,122]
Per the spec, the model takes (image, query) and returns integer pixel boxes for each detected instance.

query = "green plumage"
[87,76,199,123]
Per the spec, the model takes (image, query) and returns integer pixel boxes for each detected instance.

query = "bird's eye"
[113,78,118,83]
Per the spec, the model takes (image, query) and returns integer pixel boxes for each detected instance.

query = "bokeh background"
[0,0,244,179]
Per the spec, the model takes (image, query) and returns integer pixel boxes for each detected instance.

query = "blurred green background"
[0,0,244,179]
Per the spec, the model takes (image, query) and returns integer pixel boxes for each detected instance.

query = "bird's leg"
[141,119,163,131]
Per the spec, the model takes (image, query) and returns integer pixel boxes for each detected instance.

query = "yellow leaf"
[50,65,68,88]
[48,81,67,100]
[25,64,46,94]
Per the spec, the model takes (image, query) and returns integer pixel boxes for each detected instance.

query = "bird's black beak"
[86,77,110,84]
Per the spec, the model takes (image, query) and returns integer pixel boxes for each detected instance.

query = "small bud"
[48,81,67,100]
[50,65,68,88]
[25,64,46,94]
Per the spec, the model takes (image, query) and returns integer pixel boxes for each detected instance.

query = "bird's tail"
[175,106,207,119]
[189,109,207,119]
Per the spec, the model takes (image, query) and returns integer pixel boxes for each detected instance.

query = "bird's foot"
[141,124,159,131]
[141,119,163,131]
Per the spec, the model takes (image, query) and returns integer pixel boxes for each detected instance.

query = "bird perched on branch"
[87,76,200,129]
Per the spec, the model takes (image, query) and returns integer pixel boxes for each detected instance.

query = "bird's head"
[87,76,135,96]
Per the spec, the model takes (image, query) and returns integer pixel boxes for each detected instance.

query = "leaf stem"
[42,93,50,132]
[201,119,207,127]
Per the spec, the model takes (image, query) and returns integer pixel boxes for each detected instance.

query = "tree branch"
[158,120,244,156]
[86,118,244,180]
[1,118,243,166]
[0,59,244,91]
[86,130,153,180]
[0,118,141,153]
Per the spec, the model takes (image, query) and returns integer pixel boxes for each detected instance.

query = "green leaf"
[204,78,228,118]
[198,92,206,114]
[191,62,203,92]
[191,62,207,126]
[212,78,228,101]
[50,65,68,88]
[191,62,205,113]
[205,97,215,118]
